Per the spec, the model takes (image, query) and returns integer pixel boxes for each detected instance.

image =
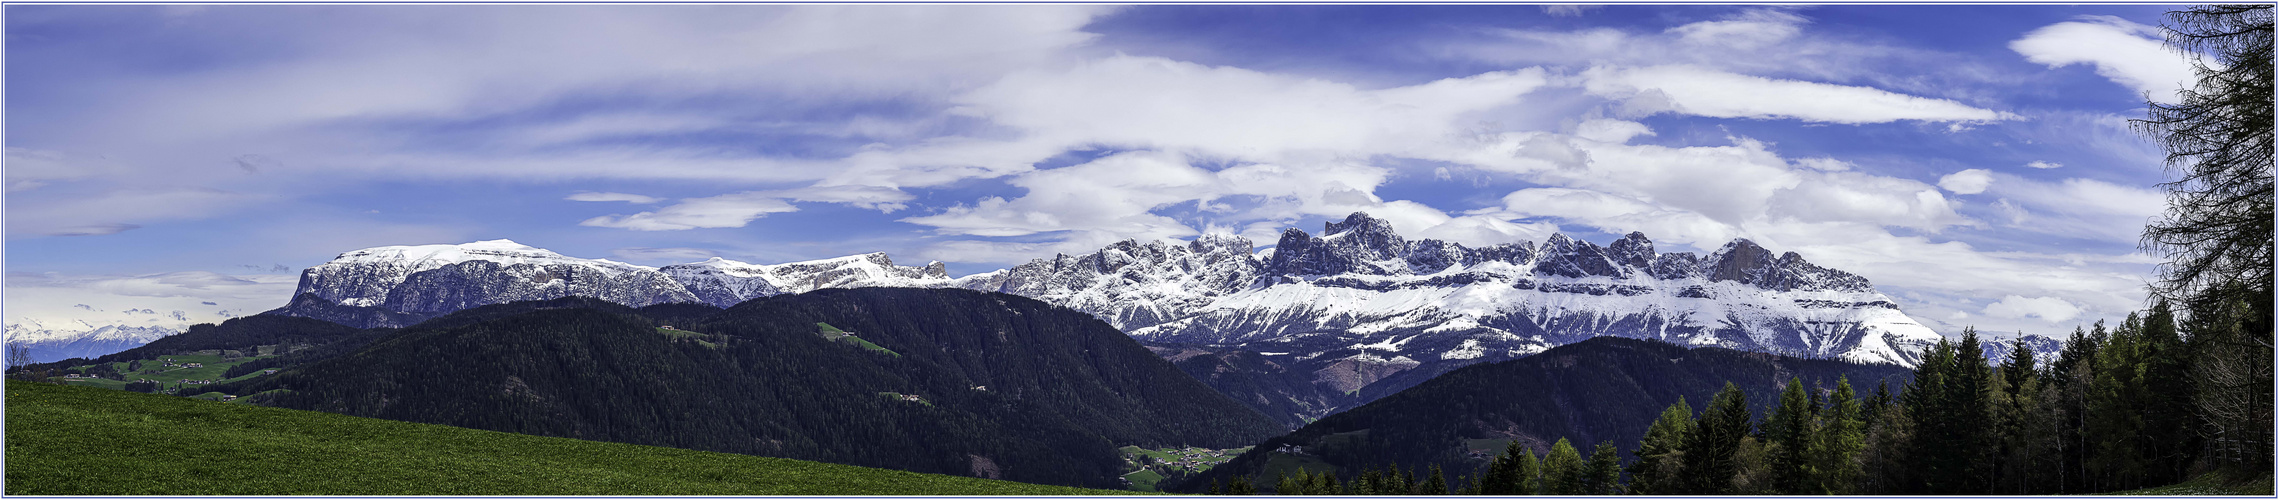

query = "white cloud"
[6,272,300,331]
[1982,295,2084,323]
[1793,157,1855,172]
[580,192,800,231]
[1414,216,1561,248]
[2011,16,2200,103]
[2025,160,2063,169]
[566,192,662,204]
[1986,176,2167,242]
[1666,9,1806,50]
[1580,65,2018,124]
[1938,169,1994,194]
[1572,119,1654,144]
[610,247,719,263]
[950,56,1550,163]
[7,188,261,237]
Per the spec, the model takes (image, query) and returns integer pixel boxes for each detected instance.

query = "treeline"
[1207,300,2266,495]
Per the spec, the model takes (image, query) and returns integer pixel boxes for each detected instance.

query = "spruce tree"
[1584,441,1622,495]
[1421,465,1449,495]
[1765,377,1817,494]
[1517,443,1543,494]
[1683,382,1751,494]
[1628,397,1693,494]
[1543,438,1586,495]
[1810,375,1865,494]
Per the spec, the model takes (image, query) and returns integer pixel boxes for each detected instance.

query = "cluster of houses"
[157,359,203,369]
[176,379,216,385]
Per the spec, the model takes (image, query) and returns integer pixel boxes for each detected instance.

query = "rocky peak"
[1606,232,1656,270]
[1322,212,1410,260]
[1533,233,1626,279]
[1705,239,1870,292]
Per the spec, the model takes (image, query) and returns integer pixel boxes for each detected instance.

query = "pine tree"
[1276,471,1300,495]
[2137,302,2199,485]
[1227,475,1255,495]
[1584,441,1622,495]
[1483,441,1533,494]
[1682,382,1751,494]
[1627,397,1692,494]
[2088,313,2151,491]
[1517,443,1543,494]
[1421,465,1449,495]
[1765,377,1817,494]
[1543,438,1586,495]
[1810,375,1865,494]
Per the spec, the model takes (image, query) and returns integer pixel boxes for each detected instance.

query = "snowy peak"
[739,252,950,295]
[1534,233,1629,278]
[1704,239,1871,293]
[964,234,1262,331]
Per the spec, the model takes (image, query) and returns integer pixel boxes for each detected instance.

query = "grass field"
[4,380,1135,495]
[55,353,278,392]
[817,322,900,357]
[1123,468,1166,492]
[655,327,721,349]
[2113,471,2275,496]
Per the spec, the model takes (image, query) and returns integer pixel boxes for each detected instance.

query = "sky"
[6,4,2203,339]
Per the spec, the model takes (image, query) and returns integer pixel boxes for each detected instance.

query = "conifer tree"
[2088,313,2150,491]
[1765,377,1817,494]
[1683,382,1751,494]
[1517,442,1543,494]
[1227,475,1255,495]
[1810,375,1865,494]
[1584,441,1622,495]
[1628,397,1692,494]
[1543,438,1586,495]
[1421,465,1449,495]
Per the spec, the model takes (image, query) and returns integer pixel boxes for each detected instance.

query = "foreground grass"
[2114,471,2275,496]
[4,380,1133,495]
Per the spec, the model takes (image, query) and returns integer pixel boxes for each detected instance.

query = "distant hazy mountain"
[5,320,175,367]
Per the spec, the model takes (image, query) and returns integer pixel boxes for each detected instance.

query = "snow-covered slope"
[960,212,1961,420]
[291,240,701,321]
[278,240,954,325]
[661,253,949,308]
[6,320,175,366]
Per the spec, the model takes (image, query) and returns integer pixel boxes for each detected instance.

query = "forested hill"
[218,288,1283,489]
[1171,336,1913,492]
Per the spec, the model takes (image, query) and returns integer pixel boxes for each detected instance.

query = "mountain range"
[4,321,176,367]
[22,212,2048,426]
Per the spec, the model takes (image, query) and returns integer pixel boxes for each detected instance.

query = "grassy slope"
[58,353,277,391]
[4,380,1131,495]
[2113,472,2275,496]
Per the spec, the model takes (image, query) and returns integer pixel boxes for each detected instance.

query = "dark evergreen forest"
[202,289,1282,489]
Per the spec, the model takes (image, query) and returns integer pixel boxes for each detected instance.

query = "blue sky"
[6,4,2199,338]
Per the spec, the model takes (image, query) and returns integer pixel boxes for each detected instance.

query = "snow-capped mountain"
[290,240,703,321]
[276,240,951,326]
[959,213,1957,420]
[5,320,176,366]
[662,253,949,308]
[261,216,2046,425]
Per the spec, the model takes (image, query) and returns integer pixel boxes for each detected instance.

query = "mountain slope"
[220,288,1281,489]
[964,212,1953,424]
[1169,337,1914,493]
[4,380,1124,495]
